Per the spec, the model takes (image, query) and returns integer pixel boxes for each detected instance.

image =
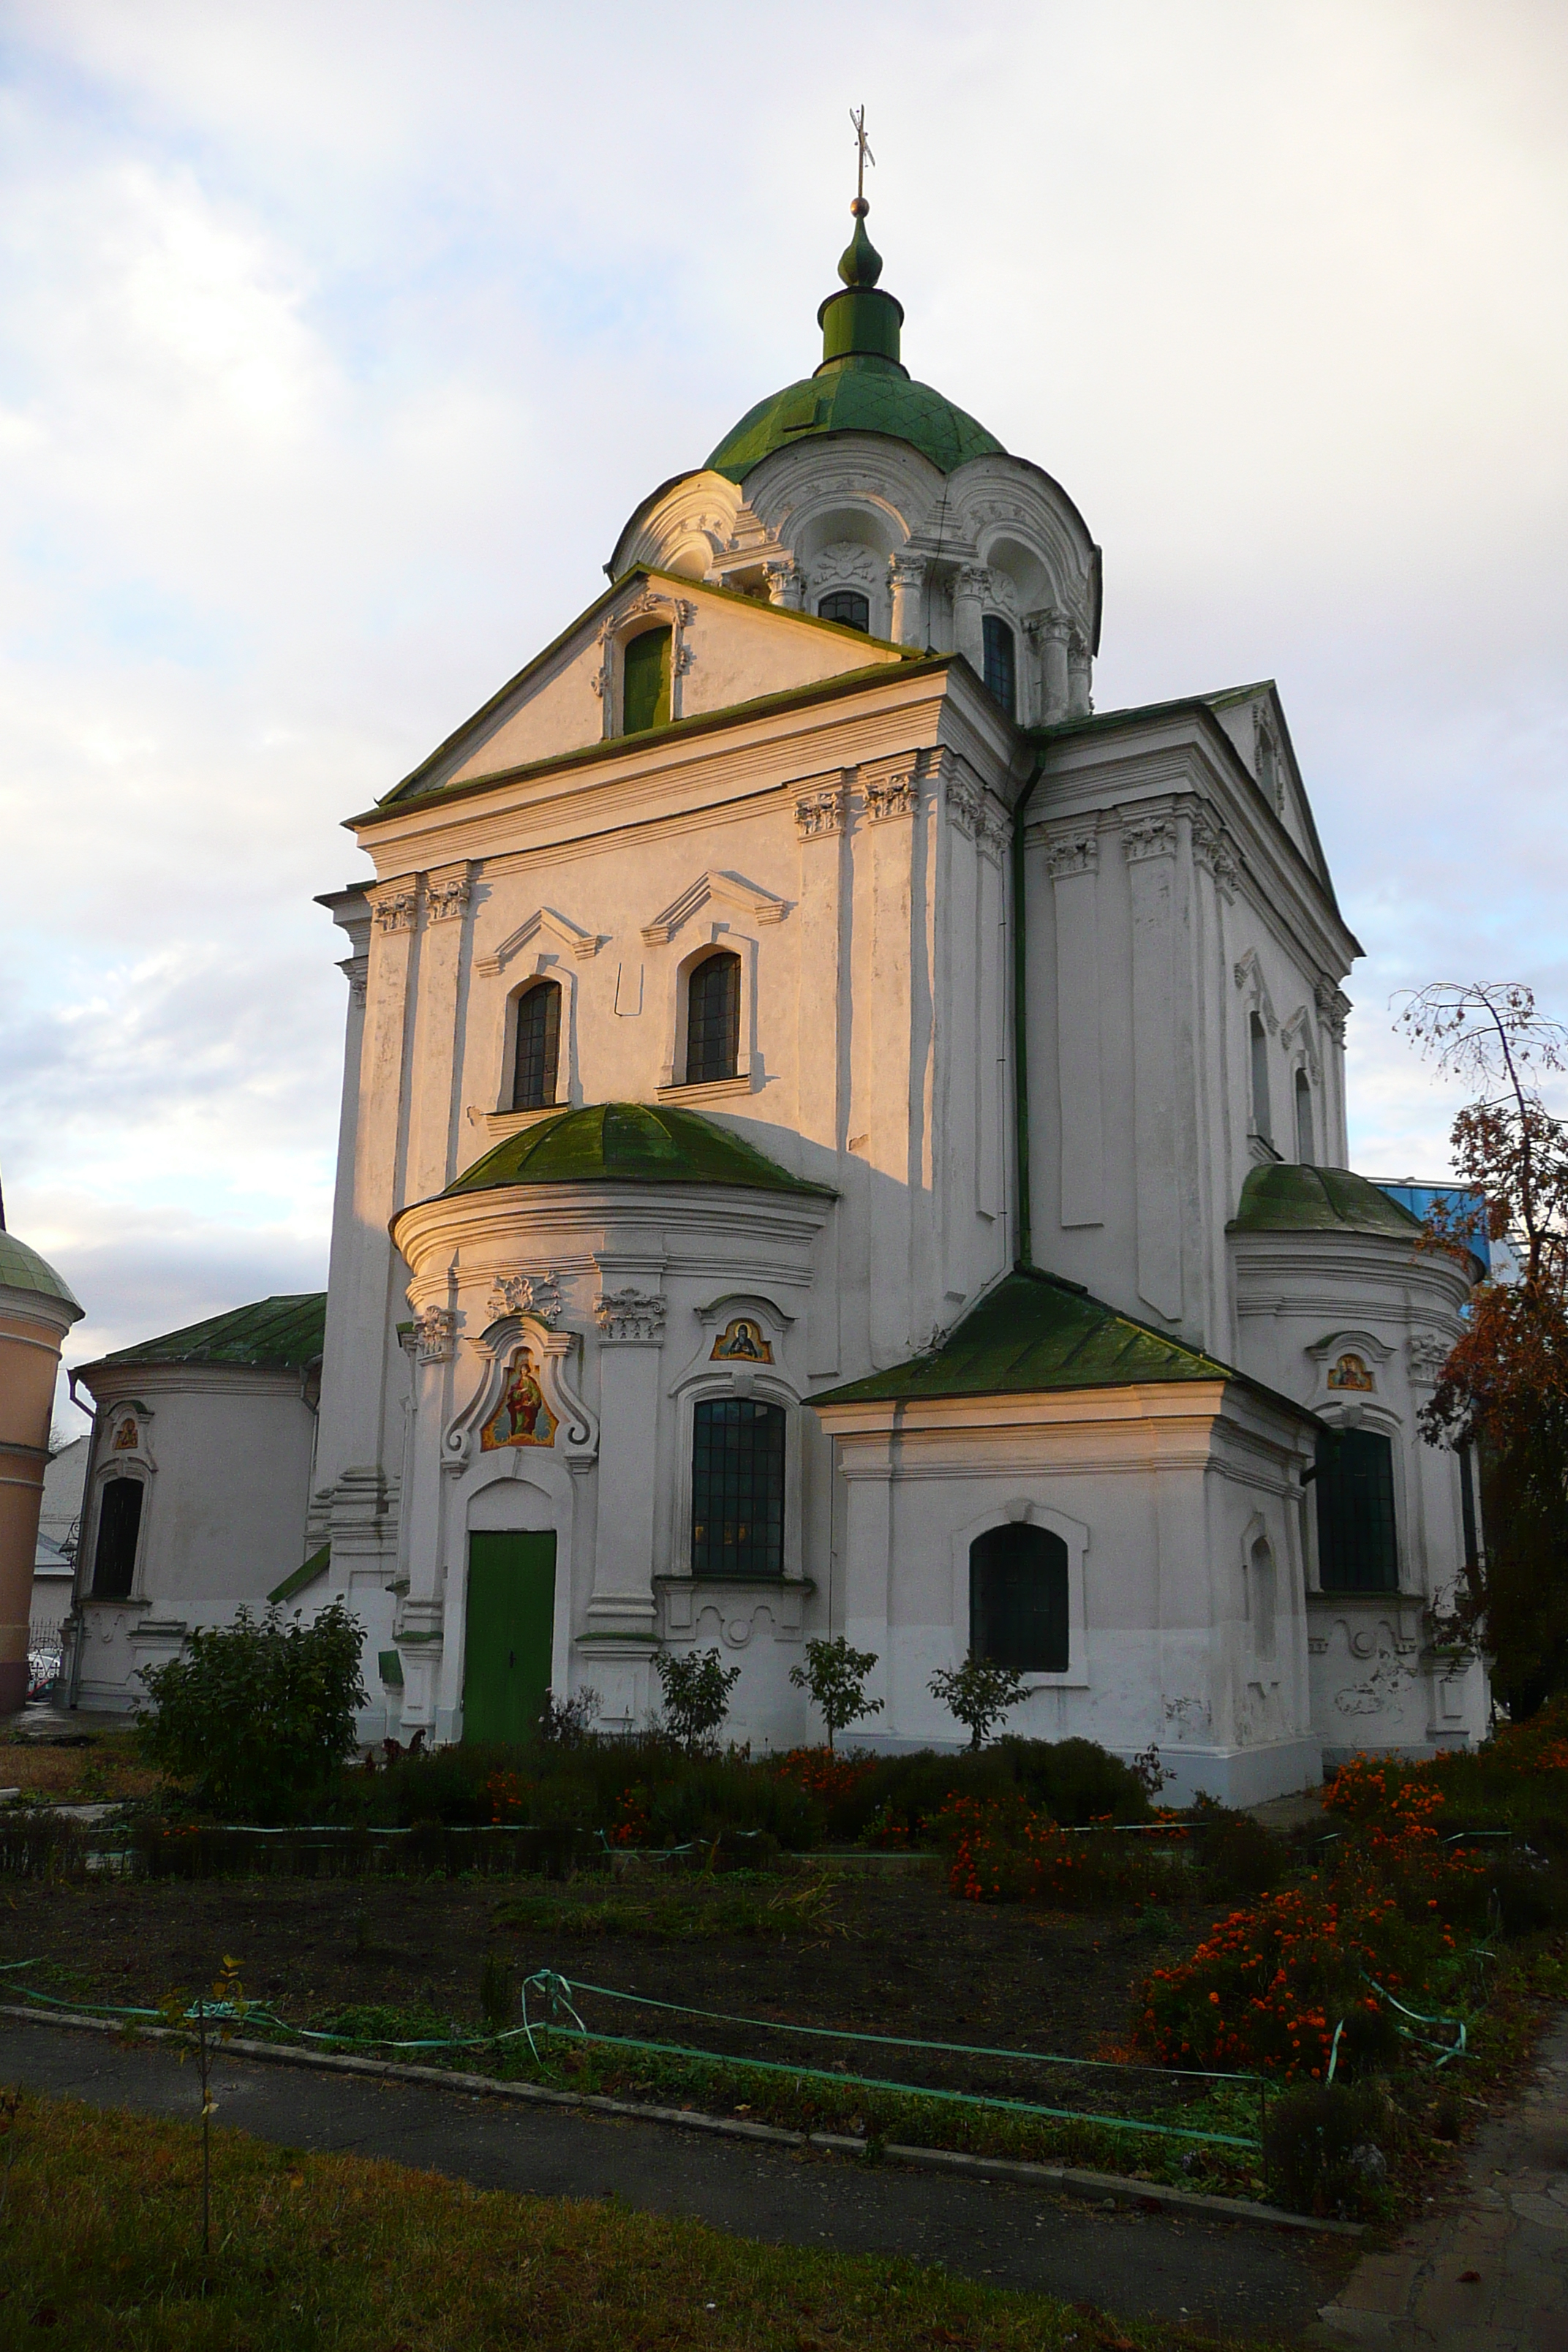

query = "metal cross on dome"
[850,105,875,203]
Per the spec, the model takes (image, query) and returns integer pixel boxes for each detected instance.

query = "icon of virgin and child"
[479,1346,557,1451]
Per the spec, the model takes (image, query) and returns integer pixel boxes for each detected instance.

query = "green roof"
[810,1266,1270,1408]
[444,1104,835,1199]
[100,1293,327,1371]
[707,370,1003,484]
[0,1232,82,1315]
[1228,1165,1425,1242]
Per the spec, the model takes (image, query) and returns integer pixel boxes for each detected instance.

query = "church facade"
[287,195,1486,1798]
[64,195,1486,1793]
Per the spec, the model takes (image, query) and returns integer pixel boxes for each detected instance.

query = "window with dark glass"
[1294,1067,1315,1163]
[91,1477,143,1601]
[622,625,672,734]
[1315,1427,1398,1591]
[818,589,869,633]
[1250,1011,1272,1143]
[691,1398,785,1578]
[685,951,740,1084]
[970,1522,1068,1673]
[511,980,561,1110]
[982,614,1016,718]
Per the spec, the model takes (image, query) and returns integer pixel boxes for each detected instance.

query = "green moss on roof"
[707,372,1003,483]
[1228,1165,1425,1241]
[0,1232,82,1314]
[102,1293,327,1370]
[811,1266,1257,1407]
[445,1104,834,1199]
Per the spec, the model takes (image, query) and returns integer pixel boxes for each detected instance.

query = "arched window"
[1294,1068,1315,1163]
[685,951,740,1085]
[511,980,561,1110]
[1315,1428,1398,1592]
[982,615,1016,718]
[91,1476,143,1601]
[691,1398,785,1578]
[1248,1536,1277,1659]
[622,625,672,734]
[970,1522,1068,1673]
[818,589,869,633]
[1249,1012,1272,1145]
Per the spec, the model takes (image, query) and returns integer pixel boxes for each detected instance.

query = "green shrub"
[137,1605,366,1822]
[649,1756,823,1850]
[1187,1800,1288,1896]
[998,1736,1152,1826]
[1263,2081,1396,2219]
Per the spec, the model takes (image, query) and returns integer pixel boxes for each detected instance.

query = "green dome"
[707,370,1003,484]
[444,1104,834,1199]
[1228,1164,1426,1241]
[0,1230,83,1316]
[705,194,1003,484]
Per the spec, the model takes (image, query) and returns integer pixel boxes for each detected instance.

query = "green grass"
[0,2089,1186,2351]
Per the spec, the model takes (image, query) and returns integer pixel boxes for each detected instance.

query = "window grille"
[818,589,870,633]
[92,1477,143,1601]
[512,981,561,1110]
[685,951,740,1084]
[982,615,1016,719]
[970,1522,1068,1673]
[1315,1428,1398,1591]
[691,1398,785,1578]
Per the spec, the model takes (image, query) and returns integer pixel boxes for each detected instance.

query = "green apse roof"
[100,1293,327,1371]
[1228,1164,1426,1242]
[705,193,1003,483]
[445,1104,835,1199]
[0,1231,82,1314]
[811,1266,1286,1409]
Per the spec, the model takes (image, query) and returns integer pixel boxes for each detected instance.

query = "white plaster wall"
[816,1383,1322,1805]
[1230,1226,1489,1756]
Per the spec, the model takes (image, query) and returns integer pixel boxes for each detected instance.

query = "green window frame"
[622,625,672,734]
[1315,1427,1399,1592]
[970,1522,1068,1673]
[691,1398,785,1578]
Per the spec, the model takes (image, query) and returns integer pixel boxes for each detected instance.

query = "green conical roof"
[0,1231,83,1317]
[444,1104,834,1198]
[706,195,1003,484]
[1228,1164,1426,1240]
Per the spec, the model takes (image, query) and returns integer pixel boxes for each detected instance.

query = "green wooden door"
[463,1531,557,1744]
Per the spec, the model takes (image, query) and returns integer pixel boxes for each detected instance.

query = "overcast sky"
[2,0,1564,1414]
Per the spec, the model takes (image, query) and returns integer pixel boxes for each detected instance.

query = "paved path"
[1315,2013,1568,2351]
[0,2016,1349,2336]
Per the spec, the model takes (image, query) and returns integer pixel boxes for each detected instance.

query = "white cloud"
[1,0,1565,1341]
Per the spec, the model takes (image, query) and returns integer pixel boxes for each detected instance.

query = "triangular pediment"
[384,570,913,806]
[1202,682,1329,890]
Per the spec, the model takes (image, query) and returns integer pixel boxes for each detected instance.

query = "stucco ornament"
[486,1271,563,1327]
[442,1316,597,1474]
[595,1288,667,1345]
[411,1305,458,1365]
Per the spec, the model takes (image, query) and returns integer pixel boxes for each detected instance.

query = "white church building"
[64,192,1486,1797]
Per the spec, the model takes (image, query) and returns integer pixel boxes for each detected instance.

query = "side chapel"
[69,178,1488,1796]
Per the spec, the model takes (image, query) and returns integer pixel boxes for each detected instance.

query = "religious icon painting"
[710,1316,772,1363]
[111,1416,139,1452]
[479,1346,557,1450]
[1327,1352,1376,1392]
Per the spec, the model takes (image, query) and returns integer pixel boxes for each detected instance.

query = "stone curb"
[0,2002,1365,2239]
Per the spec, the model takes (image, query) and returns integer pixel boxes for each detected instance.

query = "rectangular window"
[1250,1011,1272,1143]
[691,1398,785,1578]
[1316,1428,1398,1592]
[91,1477,143,1600]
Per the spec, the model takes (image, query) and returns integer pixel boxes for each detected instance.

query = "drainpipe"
[1010,755,1047,1268]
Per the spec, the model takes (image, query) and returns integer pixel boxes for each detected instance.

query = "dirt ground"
[0,1872,1224,2104]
